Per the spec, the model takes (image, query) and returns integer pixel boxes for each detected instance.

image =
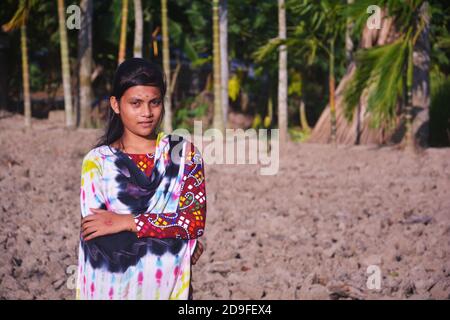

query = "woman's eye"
[151,99,162,106]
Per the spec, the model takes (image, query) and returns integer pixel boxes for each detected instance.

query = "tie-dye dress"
[76,132,206,300]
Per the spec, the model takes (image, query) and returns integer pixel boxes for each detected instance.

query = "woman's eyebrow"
[129,96,161,101]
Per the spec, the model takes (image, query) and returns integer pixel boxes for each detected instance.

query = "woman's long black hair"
[94,58,167,148]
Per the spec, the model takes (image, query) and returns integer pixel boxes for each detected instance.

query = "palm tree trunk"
[299,99,310,132]
[345,0,354,64]
[212,0,224,132]
[329,39,336,144]
[161,0,172,132]
[264,96,273,128]
[404,41,414,150]
[411,1,431,148]
[118,0,129,64]
[219,0,229,128]
[169,59,181,98]
[278,0,288,144]
[133,0,143,58]
[78,0,93,128]
[0,34,8,111]
[57,0,74,128]
[20,23,31,127]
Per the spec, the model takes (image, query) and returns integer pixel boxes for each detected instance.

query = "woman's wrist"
[122,214,138,233]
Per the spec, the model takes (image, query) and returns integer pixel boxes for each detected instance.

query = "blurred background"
[0,0,448,145]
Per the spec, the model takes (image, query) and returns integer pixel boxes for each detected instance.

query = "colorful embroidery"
[133,143,206,239]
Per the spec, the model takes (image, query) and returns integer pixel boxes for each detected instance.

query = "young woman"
[76,58,206,300]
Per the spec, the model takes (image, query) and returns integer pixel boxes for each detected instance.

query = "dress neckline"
[125,152,155,156]
[108,146,155,157]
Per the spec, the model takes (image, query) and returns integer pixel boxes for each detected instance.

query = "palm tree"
[343,0,431,149]
[57,0,74,127]
[161,0,173,132]
[2,0,34,128]
[118,0,129,64]
[78,0,93,128]
[308,7,398,145]
[133,0,143,58]
[257,0,348,145]
[255,0,347,144]
[219,0,229,128]
[212,0,224,132]
[345,0,355,64]
[278,0,288,145]
[296,1,346,144]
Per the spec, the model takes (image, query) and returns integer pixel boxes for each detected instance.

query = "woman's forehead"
[123,85,161,98]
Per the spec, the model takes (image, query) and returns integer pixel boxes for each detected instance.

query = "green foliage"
[344,0,427,37]
[169,19,200,63]
[251,114,262,129]
[0,0,449,144]
[29,62,45,91]
[342,0,447,131]
[174,99,208,130]
[263,115,271,128]
[2,0,36,31]
[253,37,284,63]
[344,39,407,129]
[288,70,302,96]
[228,74,240,102]
[288,126,311,142]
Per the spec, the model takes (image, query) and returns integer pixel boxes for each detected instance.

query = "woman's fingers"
[81,225,98,239]
[82,209,112,225]
[90,208,108,214]
[81,214,97,224]
[81,208,106,223]
[83,230,101,241]
[81,211,105,225]
[81,221,97,233]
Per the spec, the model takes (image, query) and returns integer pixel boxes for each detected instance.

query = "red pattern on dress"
[126,153,155,177]
[126,144,206,240]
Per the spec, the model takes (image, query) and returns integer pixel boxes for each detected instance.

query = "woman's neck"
[114,129,157,154]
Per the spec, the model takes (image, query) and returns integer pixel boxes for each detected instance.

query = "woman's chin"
[136,127,155,137]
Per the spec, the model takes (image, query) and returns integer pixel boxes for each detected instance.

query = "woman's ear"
[110,96,120,114]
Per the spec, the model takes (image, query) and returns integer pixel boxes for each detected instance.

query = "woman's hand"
[81,208,136,241]
[191,241,204,265]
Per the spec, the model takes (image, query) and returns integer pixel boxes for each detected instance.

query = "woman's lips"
[138,121,153,128]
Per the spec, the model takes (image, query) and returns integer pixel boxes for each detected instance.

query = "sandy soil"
[0,113,449,300]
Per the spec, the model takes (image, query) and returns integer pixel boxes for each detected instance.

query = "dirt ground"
[0,113,449,300]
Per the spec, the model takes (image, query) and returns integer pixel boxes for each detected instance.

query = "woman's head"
[95,58,166,148]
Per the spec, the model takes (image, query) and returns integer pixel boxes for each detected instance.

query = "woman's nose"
[142,104,153,118]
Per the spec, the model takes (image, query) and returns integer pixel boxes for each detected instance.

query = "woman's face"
[110,85,163,138]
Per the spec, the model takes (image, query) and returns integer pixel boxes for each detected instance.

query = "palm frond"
[2,6,26,32]
[366,39,408,128]
[169,19,200,63]
[253,37,285,63]
[436,36,450,49]
[2,0,36,32]
[343,38,407,128]
[344,0,425,40]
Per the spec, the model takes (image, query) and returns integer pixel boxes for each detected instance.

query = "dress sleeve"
[80,151,107,218]
[134,143,207,239]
